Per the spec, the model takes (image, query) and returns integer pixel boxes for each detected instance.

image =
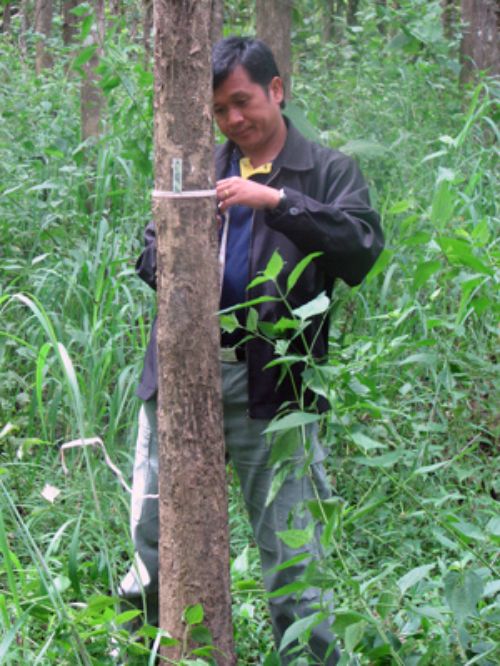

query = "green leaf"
[412,260,441,290]
[73,45,98,70]
[219,313,239,333]
[279,612,324,652]
[292,291,330,320]
[264,411,321,434]
[265,250,284,280]
[184,604,204,625]
[397,564,435,595]
[366,249,393,283]
[333,611,375,637]
[246,307,258,333]
[268,429,301,466]
[277,524,314,549]
[340,139,387,158]
[283,102,321,143]
[286,252,322,293]
[345,621,366,653]
[350,432,387,452]
[351,450,403,468]
[444,571,483,626]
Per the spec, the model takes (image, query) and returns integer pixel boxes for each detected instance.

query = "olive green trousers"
[119,362,340,664]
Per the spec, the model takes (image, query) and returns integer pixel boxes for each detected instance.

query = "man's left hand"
[216,177,280,214]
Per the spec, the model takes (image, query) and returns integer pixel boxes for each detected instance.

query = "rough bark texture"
[2,3,11,34]
[460,0,499,84]
[35,0,53,74]
[63,0,80,46]
[80,0,105,139]
[346,0,359,26]
[143,0,153,68]
[256,0,292,100]
[153,0,233,662]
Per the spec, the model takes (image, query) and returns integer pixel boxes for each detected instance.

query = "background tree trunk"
[80,0,105,140]
[460,0,499,84]
[211,0,224,44]
[35,0,53,74]
[153,0,233,662]
[375,0,387,35]
[20,0,31,58]
[441,0,458,40]
[2,2,11,35]
[322,0,335,42]
[256,0,292,101]
[143,0,153,68]
[346,0,359,26]
[63,0,80,46]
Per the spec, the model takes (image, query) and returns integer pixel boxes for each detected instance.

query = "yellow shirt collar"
[239,157,272,181]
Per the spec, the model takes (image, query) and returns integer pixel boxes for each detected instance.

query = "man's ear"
[269,76,284,105]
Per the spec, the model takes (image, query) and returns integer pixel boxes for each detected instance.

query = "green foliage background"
[0,1,498,664]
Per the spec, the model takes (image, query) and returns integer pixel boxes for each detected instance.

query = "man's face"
[213,65,284,156]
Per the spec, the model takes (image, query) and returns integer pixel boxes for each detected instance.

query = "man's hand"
[216,177,280,214]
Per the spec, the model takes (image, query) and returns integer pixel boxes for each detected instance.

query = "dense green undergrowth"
[1,2,499,664]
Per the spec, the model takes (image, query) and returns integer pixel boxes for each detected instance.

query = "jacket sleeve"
[135,220,157,290]
[265,153,383,286]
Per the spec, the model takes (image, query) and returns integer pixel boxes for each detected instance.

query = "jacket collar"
[215,118,314,178]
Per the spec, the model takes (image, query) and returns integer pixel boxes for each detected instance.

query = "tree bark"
[63,0,80,46]
[375,0,387,35]
[35,0,53,74]
[2,3,11,34]
[80,0,105,140]
[153,0,233,662]
[460,0,499,84]
[256,0,292,101]
[143,0,153,68]
[346,0,359,26]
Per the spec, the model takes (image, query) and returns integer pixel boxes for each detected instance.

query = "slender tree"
[256,0,292,100]
[153,0,234,661]
[143,0,153,68]
[35,0,53,73]
[80,0,105,140]
[346,0,359,25]
[460,0,499,84]
[2,2,11,35]
[63,0,80,46]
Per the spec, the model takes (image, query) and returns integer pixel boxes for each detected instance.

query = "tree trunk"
[20,0,31,58]
[153,0,234,662]
[80,0,105,140]
[346,0,359,26]
[460,0,499,84]
[322,0,336,42]
[2,3,11,34]
[256,0,292,101]
[35,0,53,74]
[375,0,387,35]
[211,0,224,43]
[63,0,80,46]
[143,0,153,68]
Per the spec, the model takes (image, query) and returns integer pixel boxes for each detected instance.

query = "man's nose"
[227,106,244,126]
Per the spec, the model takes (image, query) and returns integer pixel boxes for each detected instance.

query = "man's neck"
[243,116,288,167]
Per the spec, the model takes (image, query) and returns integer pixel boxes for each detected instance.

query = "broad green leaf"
[412,260,441,290]
[350,432,387,452]
[286,252,322,293]
[277,524,314,549]
[184,603,204,625]
[268,429,301,466]
[264,411,321,434]
[345,621,366,653]
[279,612,324,652]
[437,237,493,275]
[246,307,258,333]
[292,292,330,320]
[431,181,454,229]
[73,45,98,70]
[219,313,239,333]
[351,450,403,468]
[265,250,284,280]
[267,553,309,575]
[486,517,500,545]
[340,139,387,158]
[397,564,435,594]
[444,571,483,626]
[366,249,393,283]
[332,611,375,636]
[388,200,412,215]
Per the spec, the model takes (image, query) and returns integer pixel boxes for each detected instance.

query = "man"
[120,37,383,664]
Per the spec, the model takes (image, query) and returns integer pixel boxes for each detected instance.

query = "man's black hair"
[212,36,285,108]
